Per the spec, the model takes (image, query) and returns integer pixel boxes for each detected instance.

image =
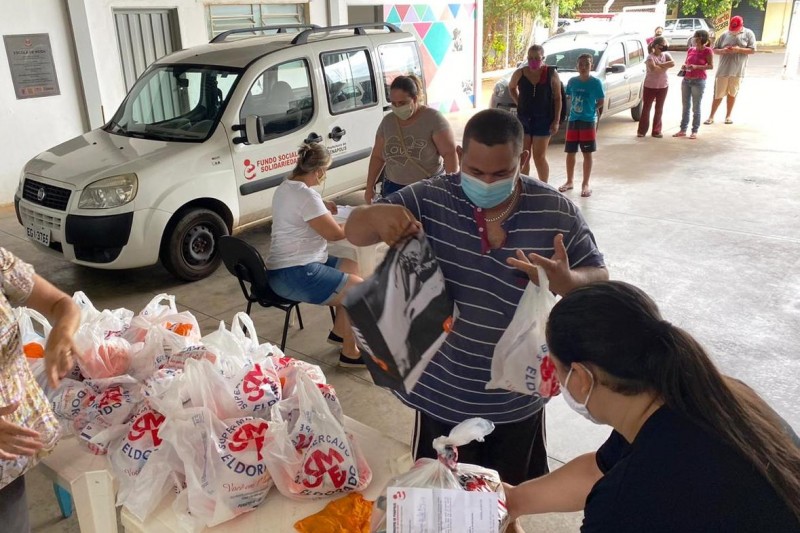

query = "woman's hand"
[549,121,560,136]
[0,403,43,460]
[364,188,375,205]
[44,325,78,389]
[324,200,338,215]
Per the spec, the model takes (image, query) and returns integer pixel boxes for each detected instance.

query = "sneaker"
[338,352,366,368]
[327,331,344,346]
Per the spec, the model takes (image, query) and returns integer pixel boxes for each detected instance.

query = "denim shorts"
[518,114,552,137]
[268,256,348,305]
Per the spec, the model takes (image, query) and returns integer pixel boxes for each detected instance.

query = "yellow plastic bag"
[294,493,373,533]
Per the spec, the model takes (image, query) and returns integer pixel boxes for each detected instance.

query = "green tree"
[668,0,765,20]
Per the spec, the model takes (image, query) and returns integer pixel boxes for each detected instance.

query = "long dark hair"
[693,29,711,47]
[546,281,800,521]
[647,36,668,54]
[390,74,424,102]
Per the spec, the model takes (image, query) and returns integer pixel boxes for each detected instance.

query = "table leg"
[53,483,73,518]
[70,470,118,533]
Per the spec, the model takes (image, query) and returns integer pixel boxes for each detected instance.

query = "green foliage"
[558,0,585,19]
[668,0,766,20]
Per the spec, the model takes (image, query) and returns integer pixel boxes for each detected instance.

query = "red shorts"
[565,120,597,153]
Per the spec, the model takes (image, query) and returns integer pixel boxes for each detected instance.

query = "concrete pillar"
[65,0,104,128]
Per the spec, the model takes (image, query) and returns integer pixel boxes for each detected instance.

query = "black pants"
[0,476,30,533]
[412,409,549,485]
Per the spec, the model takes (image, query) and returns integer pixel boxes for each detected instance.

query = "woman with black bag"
[508,44,563,183]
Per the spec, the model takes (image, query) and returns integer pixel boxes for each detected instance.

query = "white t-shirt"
[266,180,329,270]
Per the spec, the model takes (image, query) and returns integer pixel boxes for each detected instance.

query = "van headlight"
[79,174,138,209]
[494,83,506,97]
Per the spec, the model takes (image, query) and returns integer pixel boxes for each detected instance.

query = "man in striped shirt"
[346,109,607,488]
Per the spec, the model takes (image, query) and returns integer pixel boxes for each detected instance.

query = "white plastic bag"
[73,376,143,454]
[264,373,371,500]
[486,267,561,398]
[74,307,135,379]
[183,357,281,419]
[158,406,273,528]
[370,418,508,533]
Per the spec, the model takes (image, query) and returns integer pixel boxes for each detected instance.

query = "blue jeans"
[680,78,706,133]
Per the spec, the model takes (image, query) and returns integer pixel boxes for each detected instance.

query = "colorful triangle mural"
[422,5,436,22]
[413,4,428,20]
[448,4,461,19]
[386,6,401,24]
[413,22,433,40]
[423,22,452,66]
[395,4,411,21]
[404,6,420,23]
[439,5,454,21]
[417,44,438,90]
[450,100,460,113]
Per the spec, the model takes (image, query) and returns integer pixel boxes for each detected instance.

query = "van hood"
[24,128,198,189]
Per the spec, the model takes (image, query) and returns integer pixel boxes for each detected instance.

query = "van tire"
[630,97,643,121]
[160,208,229,281]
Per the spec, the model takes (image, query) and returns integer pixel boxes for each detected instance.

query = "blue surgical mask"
[561,364,601,424]
[460,171,516,208]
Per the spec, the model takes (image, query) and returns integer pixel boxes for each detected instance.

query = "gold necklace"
[485,185,520,223]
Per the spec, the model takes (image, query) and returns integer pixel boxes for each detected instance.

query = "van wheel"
[630,97,643,121]
[161,208,228,281]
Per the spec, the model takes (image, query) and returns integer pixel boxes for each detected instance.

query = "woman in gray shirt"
[364,75,458,203]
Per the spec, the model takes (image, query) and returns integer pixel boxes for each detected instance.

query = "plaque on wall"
[4,33,60,99]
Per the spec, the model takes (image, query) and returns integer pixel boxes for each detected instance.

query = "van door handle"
[328,126,346,142]
[383,105,391,111]
[304,133,323,144]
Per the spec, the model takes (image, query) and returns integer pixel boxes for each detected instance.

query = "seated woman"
[266,142,364,367]
[504,281,799,532]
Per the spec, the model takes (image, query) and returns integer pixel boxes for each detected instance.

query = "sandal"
[689,133,697,139]
[704,118,714,125]
[673,131,687,138]
[581,188,592,198]
[725,118,733,124]
[558,184,574,192]
[637,133,645,138]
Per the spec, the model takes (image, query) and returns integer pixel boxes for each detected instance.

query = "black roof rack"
[210,24,321,43]
[291,23,401,45]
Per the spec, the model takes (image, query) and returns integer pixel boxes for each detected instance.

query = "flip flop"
[581,189,592,197]
[558,184,574,192]
[704,119,714,125]
[689,133,697,139]
[637,133,645,138]
[725,118,733,124]
[673,131,687,138]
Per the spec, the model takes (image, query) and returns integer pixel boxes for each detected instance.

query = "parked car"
[662,18,715,48]
[15,23,422,281]
[490,31,649,128]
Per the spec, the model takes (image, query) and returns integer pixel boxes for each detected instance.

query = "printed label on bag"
[214,418,272,513]
[386,487,499,533]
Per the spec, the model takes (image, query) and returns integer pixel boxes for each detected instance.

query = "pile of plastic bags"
[18,292,371,531]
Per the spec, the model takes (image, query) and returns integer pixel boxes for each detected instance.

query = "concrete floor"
[3,60,799,532]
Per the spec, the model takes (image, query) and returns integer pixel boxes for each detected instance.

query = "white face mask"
[561,364,601,424]
[392,102,414,120]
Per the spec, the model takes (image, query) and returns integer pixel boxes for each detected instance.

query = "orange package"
[294,493,373,533]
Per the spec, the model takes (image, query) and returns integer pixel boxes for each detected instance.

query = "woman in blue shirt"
[504,280,800,532]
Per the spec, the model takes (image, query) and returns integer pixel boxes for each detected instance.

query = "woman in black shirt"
[508,44,562,183]
[504,281,800,532]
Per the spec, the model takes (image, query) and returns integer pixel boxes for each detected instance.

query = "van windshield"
[106,65,241,142]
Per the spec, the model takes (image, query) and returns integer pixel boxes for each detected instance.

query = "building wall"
[762,0,794,45]
[0,0,86,204]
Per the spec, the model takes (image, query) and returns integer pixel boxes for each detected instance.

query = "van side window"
[626,40,644,65]
[606,42,626,67]
[321,49,377,114]
[239,59,313,139]
[377,42,423,100]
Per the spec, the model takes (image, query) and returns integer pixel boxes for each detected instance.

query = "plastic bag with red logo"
[72,376,143,454]
[109,401,168,503]
[229,313,283,363]
[264,372,371,500]
[161,343,220,372]
[73,307,135,379]
[273,356,326,397]
[370,418,510,533]
[158,406,273,528]
[123,294,179,344]
[486,266,561,398]
[183,357,281,420]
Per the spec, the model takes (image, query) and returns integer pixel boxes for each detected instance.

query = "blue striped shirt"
[380,174,605,425]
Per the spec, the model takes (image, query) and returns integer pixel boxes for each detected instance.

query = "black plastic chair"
[218,236,335,351]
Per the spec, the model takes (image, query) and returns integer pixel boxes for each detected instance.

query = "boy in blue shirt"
[559,54,605,197]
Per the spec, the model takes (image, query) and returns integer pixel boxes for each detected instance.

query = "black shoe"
[327,331,344,346]
[338,352,366,368]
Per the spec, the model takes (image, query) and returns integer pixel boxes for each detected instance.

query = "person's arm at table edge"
[505,452,603,518]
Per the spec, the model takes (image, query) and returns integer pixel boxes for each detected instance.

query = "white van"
[14,23,422,280]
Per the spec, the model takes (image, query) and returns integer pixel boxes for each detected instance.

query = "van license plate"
[26,224,50,247]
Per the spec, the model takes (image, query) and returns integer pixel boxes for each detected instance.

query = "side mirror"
[607,64,626,74]
[245,115,264,145]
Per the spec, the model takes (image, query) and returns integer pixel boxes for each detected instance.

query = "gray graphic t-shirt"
[714,29,757,78]
[378,107,449,186]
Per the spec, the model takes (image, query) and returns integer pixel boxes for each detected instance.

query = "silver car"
[663,18,715,48]
[490,31,649,127]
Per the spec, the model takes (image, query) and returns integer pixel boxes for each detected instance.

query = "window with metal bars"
[207,3,307,39]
